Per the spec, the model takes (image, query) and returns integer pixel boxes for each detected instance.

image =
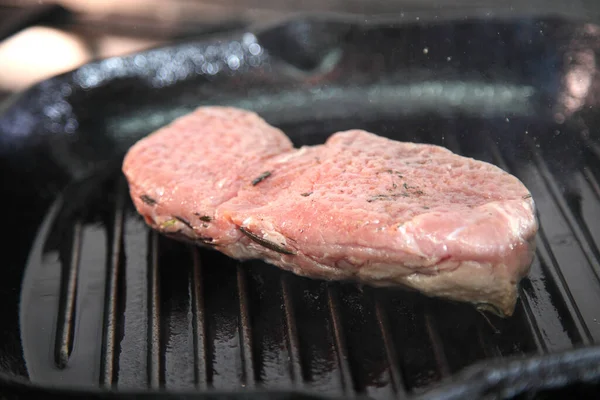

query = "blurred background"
[0,0,598,101]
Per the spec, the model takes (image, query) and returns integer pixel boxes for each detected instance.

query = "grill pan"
[2,11,600,399]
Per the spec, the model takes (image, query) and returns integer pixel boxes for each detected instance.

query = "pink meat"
[122,106,538,316]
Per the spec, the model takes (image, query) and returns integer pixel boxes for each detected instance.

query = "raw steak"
[122,106,538,317]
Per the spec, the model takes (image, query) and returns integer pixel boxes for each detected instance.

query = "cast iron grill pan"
[2,13,600,400]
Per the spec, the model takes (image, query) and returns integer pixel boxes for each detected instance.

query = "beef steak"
[122,106,538,316]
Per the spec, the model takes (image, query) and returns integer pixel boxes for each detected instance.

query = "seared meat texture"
[123,106,537,316]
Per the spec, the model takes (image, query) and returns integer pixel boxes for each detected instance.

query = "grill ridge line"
[579,139,600,256]
[100,184,126,386]
[191,248,209,388]
[54,222,83,369]
[581,165,600,251]
[582,166,600,201]
[237,265,256,387]
[534,232,591,347]
[327,286,355,396]
[423,303,451,378]
[373,291,407,398]
[280,275,304,385]
[147,231,161,388]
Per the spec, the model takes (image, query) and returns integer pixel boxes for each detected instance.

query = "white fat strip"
[260,219,289,246]
[397,223,425,258]
[242,217,255,227]
[275,147,307,163]
[241,217,288,247]
[447,226,466,240]
[217,177,228,188]
[263,230,289,247]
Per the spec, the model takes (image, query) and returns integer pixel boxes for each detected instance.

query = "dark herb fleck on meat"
[174,216,193,229]
[140,195,157,205]
[423,206,430,209]
[523,194,532,199]
[239,226,296,255]
[301,192,313,197]
[367,193,409,202]
[199,215,212,222]
[383,169,402,177]
[252,171,272,185]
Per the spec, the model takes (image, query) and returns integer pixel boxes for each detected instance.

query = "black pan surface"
[2,11,600,400]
